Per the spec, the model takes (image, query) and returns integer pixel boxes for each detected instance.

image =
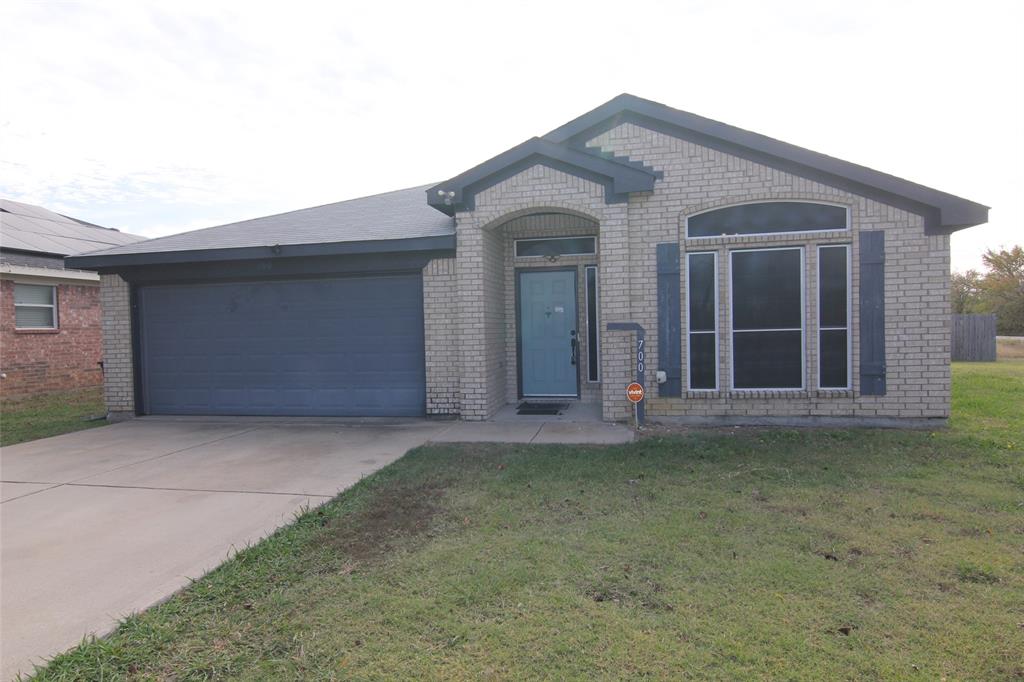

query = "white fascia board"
[0,263,100,284]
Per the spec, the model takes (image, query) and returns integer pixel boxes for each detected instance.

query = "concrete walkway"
[434,420,634,444]
[0,414,631,679]
[432,402,635,445]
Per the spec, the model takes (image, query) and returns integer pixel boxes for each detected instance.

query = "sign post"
[626,381,645,430]
[606,322,646,428]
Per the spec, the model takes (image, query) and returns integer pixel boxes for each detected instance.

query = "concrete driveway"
[0,417,447,681]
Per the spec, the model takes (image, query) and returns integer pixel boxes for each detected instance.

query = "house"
[66,94,988,426]
[0,199,145,397]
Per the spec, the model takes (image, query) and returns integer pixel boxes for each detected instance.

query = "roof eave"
[0,246,69,259]
[427,137,656,215]
[544,94,989,233]
[65,234,456,271]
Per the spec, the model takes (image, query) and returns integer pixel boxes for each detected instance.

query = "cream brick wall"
[446,122,952,423]
[587,123,951,421]
[99,273,134,418]
[423,257,460,415]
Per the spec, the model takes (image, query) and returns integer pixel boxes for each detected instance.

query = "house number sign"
[606,321,646,427]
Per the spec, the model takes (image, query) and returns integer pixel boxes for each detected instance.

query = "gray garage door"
[137,274,425,416]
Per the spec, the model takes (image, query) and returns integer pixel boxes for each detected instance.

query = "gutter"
[66,234,457,270]
[0,263,100,284]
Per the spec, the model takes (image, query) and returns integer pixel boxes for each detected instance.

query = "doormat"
[516,402,569,416]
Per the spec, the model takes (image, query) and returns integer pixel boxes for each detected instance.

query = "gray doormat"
[516,402,569,416]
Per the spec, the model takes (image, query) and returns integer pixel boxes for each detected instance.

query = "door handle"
[570,330,577,366]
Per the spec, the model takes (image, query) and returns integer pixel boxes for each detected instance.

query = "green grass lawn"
[0,387,107,448]
[31,363,1024,680]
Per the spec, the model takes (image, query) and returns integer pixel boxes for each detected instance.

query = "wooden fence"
[952,314,997,361]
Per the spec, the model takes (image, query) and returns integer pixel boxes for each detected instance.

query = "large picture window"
[730,248,804,389]
[14,283,58,329]
[818,245,851,389]
[687,202,848,239]
[687,252,718,390]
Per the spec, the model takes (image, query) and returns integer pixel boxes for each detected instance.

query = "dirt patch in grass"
[997,338,1024,360]
[318,481,450,564]
[764,503,810,517]
[585,573,673,611]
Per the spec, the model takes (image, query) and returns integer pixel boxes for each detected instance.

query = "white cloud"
[1,0,1020,270]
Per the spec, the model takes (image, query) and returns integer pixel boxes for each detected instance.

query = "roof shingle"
[71,185,454,261]
[0,199,144,256]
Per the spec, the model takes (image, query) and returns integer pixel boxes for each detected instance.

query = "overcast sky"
[1,1,1020,272]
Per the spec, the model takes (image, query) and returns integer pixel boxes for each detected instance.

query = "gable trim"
[427,137,656,216]
[543,94,988,235]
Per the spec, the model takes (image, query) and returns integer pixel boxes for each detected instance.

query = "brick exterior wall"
[0,279,103,397]
[449,123,952,423]
[423,257,460,415]
[99,274,135,417]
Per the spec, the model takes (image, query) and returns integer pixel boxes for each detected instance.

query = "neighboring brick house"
[68,95,987,426]
[0,200,144,397]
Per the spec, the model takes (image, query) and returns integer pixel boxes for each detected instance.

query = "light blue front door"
[519,270,578,397]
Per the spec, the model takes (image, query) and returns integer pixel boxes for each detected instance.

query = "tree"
[979,246,1024,335]
[953,246,1024,335]
[951,269,982,314]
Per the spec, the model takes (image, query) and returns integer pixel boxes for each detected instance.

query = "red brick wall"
[0,279,104,397]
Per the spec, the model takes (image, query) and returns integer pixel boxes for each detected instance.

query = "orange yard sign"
[626,382,645,403]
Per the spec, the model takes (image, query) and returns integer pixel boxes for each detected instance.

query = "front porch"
[454,202,635,422]
[433,399,633,444]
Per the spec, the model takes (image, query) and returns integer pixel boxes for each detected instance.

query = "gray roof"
[0,199,144,256]
[67,93,987,273]
[541,94,988,234]
[73,185,454,264]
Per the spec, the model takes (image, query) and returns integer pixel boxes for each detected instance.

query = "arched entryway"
[483,210,602,406]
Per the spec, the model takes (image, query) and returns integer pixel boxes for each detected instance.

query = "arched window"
[687,202,848,239]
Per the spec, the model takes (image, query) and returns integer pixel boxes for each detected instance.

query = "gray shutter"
[656,242,681,397]
[859,231,886,395]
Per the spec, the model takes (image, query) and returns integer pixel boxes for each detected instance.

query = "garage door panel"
[138,275,425,416]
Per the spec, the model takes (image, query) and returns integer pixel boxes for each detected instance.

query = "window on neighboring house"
[687,252,718,390]
[515,236,596,258]
[730,248,804,389]
[687,202,848,239]
[14,283,58,329]
[818,245,851,389]
[585,265,600,382]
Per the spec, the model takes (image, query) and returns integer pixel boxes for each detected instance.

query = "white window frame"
[13,283,59,330]
[686,251,719,391]
[584,265,600,382]
[728,247,805,391]
[514,236,597,258]
[817,244,852,390]
[685,200,851,240]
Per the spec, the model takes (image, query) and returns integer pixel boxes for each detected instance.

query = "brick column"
[598,204,633,422]
[423,257,460,416]
[99,274,134,419]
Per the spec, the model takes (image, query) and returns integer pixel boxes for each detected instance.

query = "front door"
[518,269,578,397]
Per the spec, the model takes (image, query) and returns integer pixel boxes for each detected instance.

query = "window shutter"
[859,231,886,395]
[657,242,681,396]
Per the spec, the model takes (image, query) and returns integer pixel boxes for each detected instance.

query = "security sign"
[626,382,645,403]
